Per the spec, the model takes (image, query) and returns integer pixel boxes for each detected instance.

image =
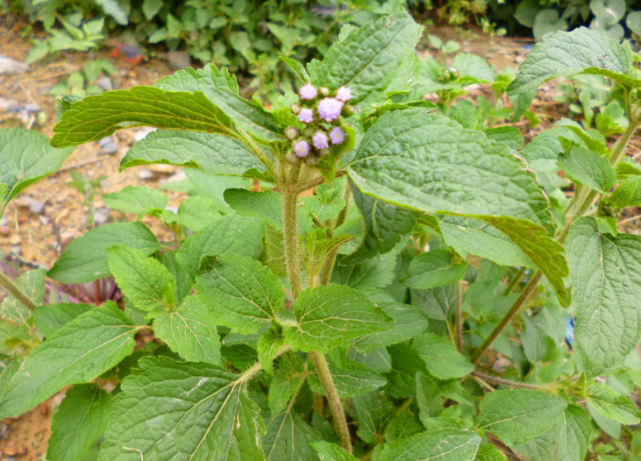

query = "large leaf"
[353,389,396,444]
[52,86,237,148]
[102,186,168,216]
[507,27,639,95]
[99,356,265,461]
[0,127,74,216]
[264,409,322,461]
[34,303,94,337]
[385,342,428,398]
[47,384,112,461]
[0,302,138,418]
[557,146,616,194]
[48,222,160,284]
[164,196,223,232]
[400,249,467,290]
[413,332,474,380]
[378,429,481,461]
[284,285,393,354]
[307,12,423,110]
[566,217,641,377]
[0,268,45,325]
[195,254,284,333]
[586,382,641,424]
[153,296,222,364]
[478,389,567,446]
[556,404,591,461]
[121,130,265,176]
[176,215,264,275]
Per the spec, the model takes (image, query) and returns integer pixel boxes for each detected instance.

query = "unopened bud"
[291,103,301,115]
[342,105,355,117]
[305,155,320,165]
[320,87,330,97]
[319,148,330,157]
[285,126,299,141]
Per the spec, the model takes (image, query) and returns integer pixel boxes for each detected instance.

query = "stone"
[93,210,108,225]
[28,198,45,214]
[25,102,40,113]
[138,169,154,180]
[0,98,19,111]
[97,76,114,91]
[0,56,28,76]
[99,136,119,155]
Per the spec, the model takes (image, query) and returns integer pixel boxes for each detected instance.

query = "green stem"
[455,280,463,353]
[238,344,291,383]
[310,351,353,453]
[609,121,639,165]
[283,165,303,299]
[319,183,352,287]
[0,270,37,312]
[503,267,525,296]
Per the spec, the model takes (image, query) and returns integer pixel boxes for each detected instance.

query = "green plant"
[66,170,107,227]
[4,17,641,461]
[49,58,118,96]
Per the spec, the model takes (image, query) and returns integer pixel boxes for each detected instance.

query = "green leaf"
[51,86,237,148]
[102,186,168,216]
[416,372,444,422]
[0,127,74,216]
[557,146,616,193]
[95,0,128,24]
[586,382,641,424]
[378,429,481,461]
[257,331,285,375]
[156,64,239,94]
[0,268,45,325]
[47,384,112,461]
[34,303,93,337]
[311,441,358,461]
[153,296,221,364]
[386,342,428,398]
[478,389,567,446]
[453,53,495,82]
[484,126,524,150]
[121,129,265,176]
[333,248,400,291]
[384,410,424,444]
[157,251,193,303]
[260,223,287,277]
[165,196,223,231]
[142,0,162,20]
[557,404,591,461]
[280,56,310,83]
[284,285,393,354]
[196,254,283,333]
[308,12,423,110]
[264,409,322,461]
[566,217,641,377]
[413,332,474,380]
[511,428,557,461]
[176,214,264,275]
[107,245,176,312]
[224,188,309,232]
[400,249,467,290]
[48,222,160,284]
[185,169,251,212]
[437,216,534,268]
[476,444,507,461]
[627,11,641,36]
[353,389,396,444]
[508,27,639,95]
[309,359,386,398]
[533,9,567,41]
[268,353,306,416]
[99,356,265,461]
[0,302,137,419]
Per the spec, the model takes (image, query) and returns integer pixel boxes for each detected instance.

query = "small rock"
[0,56,28,76]
[134,127,156,142]
[28,199,45,214]
[60,229,76,243]
[9,235,21,245]
[138,169,154,180]
[93,210,108,225]
[0,216,7,227]
[149,164,175,174]
[39,215,49,225]
[25,102,40,113]
[97,76,114,92]
[2,440,27,455]
[99,136,119,155]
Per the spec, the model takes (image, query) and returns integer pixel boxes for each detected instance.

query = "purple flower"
[293,140,310,158]
[299,83,318,100]
[336,86,353,102]
[329,127,346,145]
[318,98,344,122]
[298,108,314,124]
[313,131,329,150]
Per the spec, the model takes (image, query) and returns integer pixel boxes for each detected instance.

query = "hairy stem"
[319,183,352,286]
[283,165,303,299]
[310,351,353,453]
[238,344,291,383]
[455,280,463,353]
[470,370,548,391]
[609,119,639,165]
[0,270,38,312]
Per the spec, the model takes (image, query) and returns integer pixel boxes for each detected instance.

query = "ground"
[0,15,639,461]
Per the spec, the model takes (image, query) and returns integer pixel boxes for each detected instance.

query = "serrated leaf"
[586,382,641,424]
[308,359,386,398]
[264,409,322,461]
[475,444,507,461]
[153,296,221,364]
[311,441,357,461]
[0,302,137,419]
[353,389,396,444]
[48,222,160,284]
[307,12,423,111]
[176,214,264,275]
[557,404,591,461]
[196,254,283,333]
[413,332,474,380]
[333,248,400,291]
[400,249,467,290]
[453,53,495,83]
[52,86,239,148]
[386,342,428,398]
[224,188,309,232]
[121,129,265,176]
[416,371,444,422]
[99,356,265,461]
[566,217,641,377]
[558,146,616,193]
[0,268,45,325]
[34,303,93,337]
[508,27,639,95]
[156,64,239,94]
[383,410,424,444]
[165,196,222,231]
[484,126,524,150]
[284,285,393,354]
[257,331,285,375]
[378,429,481,461]
[47,384,112,461]
[157,251,193,303]
[108,245,176,312]
[268,353,306,416]
[0,127,74,216]
[280,56,310,83]
[102,186,168,216]
[511,427,557,461]
[478,389,567,446]
[260,223,287,277]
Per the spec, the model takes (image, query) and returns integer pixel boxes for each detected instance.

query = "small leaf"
[558,146,616,193]
[102,186,168,216]
[400,249,467,290]
[0,302,137,419]
[284,285,393,354]
[224,188,308,231]
[353,389,396,444]
[557,404,591,461]
[196,254,284,333]
[257,331,285,375]
[413,332,474,380]
[476,444,507,461]
[268,353,306,416]
[311,441,358,461]
[416,371,444,422]
[264,409,322,461]
[280,56,310,83]
[308,359,386,398]
[586,382,641,424]
[47,384,112,461]
[386,342,428,398]
[378,429,481,461]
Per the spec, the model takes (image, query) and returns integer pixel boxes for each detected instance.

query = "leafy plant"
[49,58,118,97]
[5,16,641,461]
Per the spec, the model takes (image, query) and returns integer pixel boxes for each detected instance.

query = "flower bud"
[320,87,330,96]
[305,155,320,165]
[341,105,355,117]
[319,148,330,157]
[285,126,299,141]
[291,103,301,115]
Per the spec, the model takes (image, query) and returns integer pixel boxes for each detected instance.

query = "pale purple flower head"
[336,86,353,102]
[329,127,346,145]
[293,140,310,158]
[299,83,318,100]
[298,108,314,124]
[318,98,344,122]
[313,131,329,150]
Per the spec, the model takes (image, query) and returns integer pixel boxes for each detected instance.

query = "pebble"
[0,216,6,227]
[0,98,19,111]
[94,210,108,225]
[0,56,28,75]
[25,102,40,113]
[39,215,49,225]
[138,169,154,180]
[134,127,156,142]
[97,76,114,91]
[28,199,45,214]
[160,170,187,185]
[99,136,119,155]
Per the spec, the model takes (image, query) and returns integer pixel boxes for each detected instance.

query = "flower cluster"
[285,83,354,165]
